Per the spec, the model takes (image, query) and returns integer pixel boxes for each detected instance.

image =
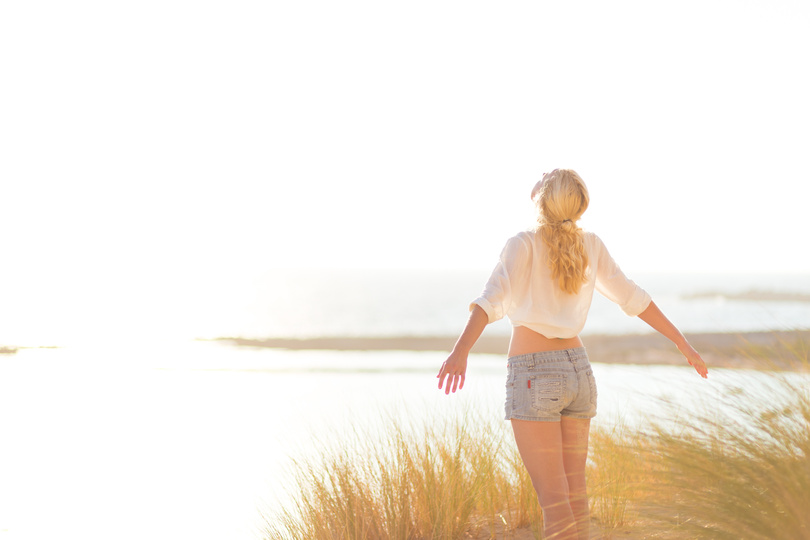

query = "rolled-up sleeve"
[470,234,530,324]
[593,236,651,316]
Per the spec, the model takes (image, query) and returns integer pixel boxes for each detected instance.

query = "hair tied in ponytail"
[534,169,590,294]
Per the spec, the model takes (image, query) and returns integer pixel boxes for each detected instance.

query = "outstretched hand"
[680,343,709,379]
[638,301,708,379]
[437,351,468,394]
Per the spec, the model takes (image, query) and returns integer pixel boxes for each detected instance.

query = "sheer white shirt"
[470,230,651,339]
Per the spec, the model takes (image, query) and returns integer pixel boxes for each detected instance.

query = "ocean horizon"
[1,270,808,350]
[195,269,810,342]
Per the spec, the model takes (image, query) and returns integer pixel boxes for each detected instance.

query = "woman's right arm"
[437,234,529,394]
[637,300,709,378]
[437,305,489,394]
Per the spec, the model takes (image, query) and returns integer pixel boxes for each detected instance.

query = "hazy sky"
[2,0,809,343]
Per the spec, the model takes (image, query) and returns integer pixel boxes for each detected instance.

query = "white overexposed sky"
[1,0,809,344]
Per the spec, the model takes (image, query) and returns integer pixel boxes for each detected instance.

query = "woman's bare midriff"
[508,325,583,357]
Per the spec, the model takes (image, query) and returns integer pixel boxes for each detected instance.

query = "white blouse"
[470,230,651,339]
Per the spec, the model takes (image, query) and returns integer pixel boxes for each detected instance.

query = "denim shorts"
[504,347,597,422]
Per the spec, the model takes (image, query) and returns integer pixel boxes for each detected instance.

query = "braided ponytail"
[533,169,590,294]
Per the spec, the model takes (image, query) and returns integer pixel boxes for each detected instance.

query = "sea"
[0,270,808,540]
[184,269,810,341]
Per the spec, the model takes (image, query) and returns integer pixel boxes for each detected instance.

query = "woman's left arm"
[638,300,709,378]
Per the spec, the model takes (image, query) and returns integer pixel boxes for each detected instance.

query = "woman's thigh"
[560,416,590,488]
[510,418,591,493]
[510,419,568,499]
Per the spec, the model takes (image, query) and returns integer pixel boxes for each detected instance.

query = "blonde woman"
[437,169,708,540]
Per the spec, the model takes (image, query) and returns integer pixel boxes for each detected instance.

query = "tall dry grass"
[591,337,810,539]
[264,409,542,540]
[586,422,647,535]
[632,370,810,539]
[265,338,810,539]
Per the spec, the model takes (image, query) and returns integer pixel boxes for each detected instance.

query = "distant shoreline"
[210,329,810,370]
[683,290,810,303]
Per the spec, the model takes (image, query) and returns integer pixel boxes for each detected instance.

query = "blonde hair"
[533,169,590,294]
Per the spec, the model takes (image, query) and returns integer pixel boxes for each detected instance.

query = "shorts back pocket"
[530,374,565,412]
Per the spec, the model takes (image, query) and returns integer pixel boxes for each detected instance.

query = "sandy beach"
[213,329,810,371]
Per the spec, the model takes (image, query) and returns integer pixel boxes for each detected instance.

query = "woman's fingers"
[446,373,464,394]
[682,345,708,379]
[437,362,451,388]
[446,373,457,394]
[438,371,465,394]
[437,357,467,393]
[437,368,448,389]
[437,365,455,392]
[689,353,708,378]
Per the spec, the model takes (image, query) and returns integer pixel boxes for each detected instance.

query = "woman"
[436,169,708,540]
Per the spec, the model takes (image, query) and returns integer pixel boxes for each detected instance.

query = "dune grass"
[264,409,543,540]
[264,343,810,540]
[631,369,810,539]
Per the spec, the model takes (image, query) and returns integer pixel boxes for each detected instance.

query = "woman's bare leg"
[561,416,591,540]
[511,419,578,540]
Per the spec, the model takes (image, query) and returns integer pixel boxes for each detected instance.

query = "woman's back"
[472,229,651,341]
